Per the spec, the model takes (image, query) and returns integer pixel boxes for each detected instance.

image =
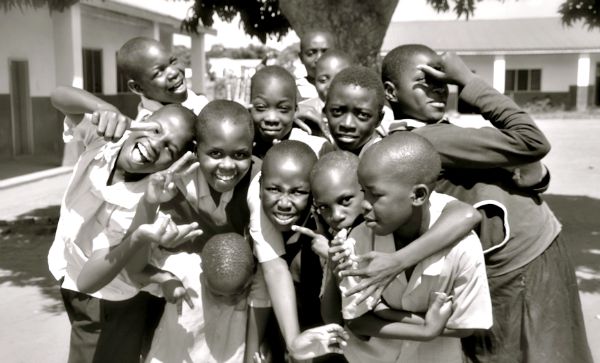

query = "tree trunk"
[278,0,399,69]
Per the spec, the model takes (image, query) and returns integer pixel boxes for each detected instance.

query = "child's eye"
[278,106,292,113]
[293,190,309,197]
[253,104,266,112]
[329,108,343,117]
[208,150,222,158]
[357,112,372,121]
[341,196,353,206]
[266,187,281,194]
[170,57,178,65]
[234,151,250,160]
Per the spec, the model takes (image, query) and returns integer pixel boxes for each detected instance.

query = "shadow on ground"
[545,194,600,293]
[0,205,63,314]
[0,194,597,317]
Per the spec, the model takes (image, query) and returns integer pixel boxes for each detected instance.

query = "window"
[82,48,103,93]
[505,69,541,92]
[116,51,130,93]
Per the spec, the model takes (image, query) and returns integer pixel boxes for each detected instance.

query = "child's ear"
[410,184,430,207]
[383,81,398,103]
[128,80,143,96]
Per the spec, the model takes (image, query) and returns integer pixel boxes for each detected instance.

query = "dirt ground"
[0,118,598,362]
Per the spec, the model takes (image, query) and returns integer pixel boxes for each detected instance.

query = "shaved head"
[251,65,297,101]
[202,232,254,295]
[310,150,358,187]
[117,37,167,81]
[381,44,438,86]
[262,140,318,178]
[196,100,254,142]
[360,132,441,187]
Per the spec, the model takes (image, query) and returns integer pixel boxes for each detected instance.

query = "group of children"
[47,31,592,363]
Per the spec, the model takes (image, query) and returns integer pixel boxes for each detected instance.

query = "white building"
[381,17,600,111]
[0,0,214,161]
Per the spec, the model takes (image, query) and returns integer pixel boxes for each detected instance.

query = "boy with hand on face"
[249,65,328,158]
[346,44,592,362]
[335,133,492,363]
[47,97,201,363]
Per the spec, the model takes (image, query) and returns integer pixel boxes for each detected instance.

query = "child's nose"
[219,156,235,169]
[361,199,372,212]
[277,196,293,209]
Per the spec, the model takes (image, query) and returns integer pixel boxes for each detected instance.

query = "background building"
[0,0,214,162]
[382,17,600,112]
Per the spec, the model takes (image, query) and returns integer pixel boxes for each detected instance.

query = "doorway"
[9,60,34,156]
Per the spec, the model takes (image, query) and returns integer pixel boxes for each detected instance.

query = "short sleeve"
[446,234,493,330]
[247,172,286,263]
[90,206,131,252]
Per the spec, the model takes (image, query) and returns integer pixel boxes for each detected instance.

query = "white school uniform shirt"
[136,89,209,121]
[296,76,319,100]
[145,250,270,363]
[48,114,147,301]
[342,192,493,363]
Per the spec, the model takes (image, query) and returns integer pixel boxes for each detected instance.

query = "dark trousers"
[462,236,593,363]
[61,288,165,363]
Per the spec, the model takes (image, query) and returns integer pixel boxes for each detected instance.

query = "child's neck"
[392,205,431,250]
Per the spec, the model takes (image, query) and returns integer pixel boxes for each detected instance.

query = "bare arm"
[51,86,118,124]
[244,306,270,363]
[262,257,300,349]
[341,200,481,301]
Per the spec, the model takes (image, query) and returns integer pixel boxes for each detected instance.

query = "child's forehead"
[263,156,311,178]
[200,119,253,142]
[253,74,295,94]
[329,83,380,105]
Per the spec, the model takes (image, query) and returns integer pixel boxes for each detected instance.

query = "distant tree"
[172,45,191,67]
[558,0,600,29]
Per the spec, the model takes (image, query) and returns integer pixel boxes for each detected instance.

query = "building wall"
[506,53,578,92]
[0,8,56,96]
[461,55,495,85]
[81,6,156,95]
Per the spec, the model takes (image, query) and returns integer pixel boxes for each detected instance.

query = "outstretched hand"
[289,323,349,360]
[338,250,404,304]
[134,213,203,249]
[417,51,475,88]
[145,151,199,204]
[291,215,329,259]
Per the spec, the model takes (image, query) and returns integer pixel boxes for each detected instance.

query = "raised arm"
[415,52,550,168]
[51,86,118,124]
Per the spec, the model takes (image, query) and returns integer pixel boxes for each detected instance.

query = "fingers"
[293,118,312,134]
[167,151,198,174]
[92,110,131,141]
[130,120,160,133]
[291,225,319,239]
[182,289,195,309]
[417,64,445,79]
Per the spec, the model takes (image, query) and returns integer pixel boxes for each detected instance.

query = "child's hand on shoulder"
[145,151,199,204]
[424,291,453,338]
[418,52,475,88]
[134,213,203,249]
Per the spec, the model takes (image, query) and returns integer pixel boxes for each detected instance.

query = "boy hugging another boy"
[335,133,492,363]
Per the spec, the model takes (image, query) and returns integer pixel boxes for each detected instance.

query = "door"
[9,60,34,156]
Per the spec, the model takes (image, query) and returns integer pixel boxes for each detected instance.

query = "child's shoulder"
[289,128,328,156]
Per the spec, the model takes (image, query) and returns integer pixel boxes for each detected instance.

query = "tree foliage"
[0,0,77,12]
[181,0,291,42]
[558,0,600,29]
